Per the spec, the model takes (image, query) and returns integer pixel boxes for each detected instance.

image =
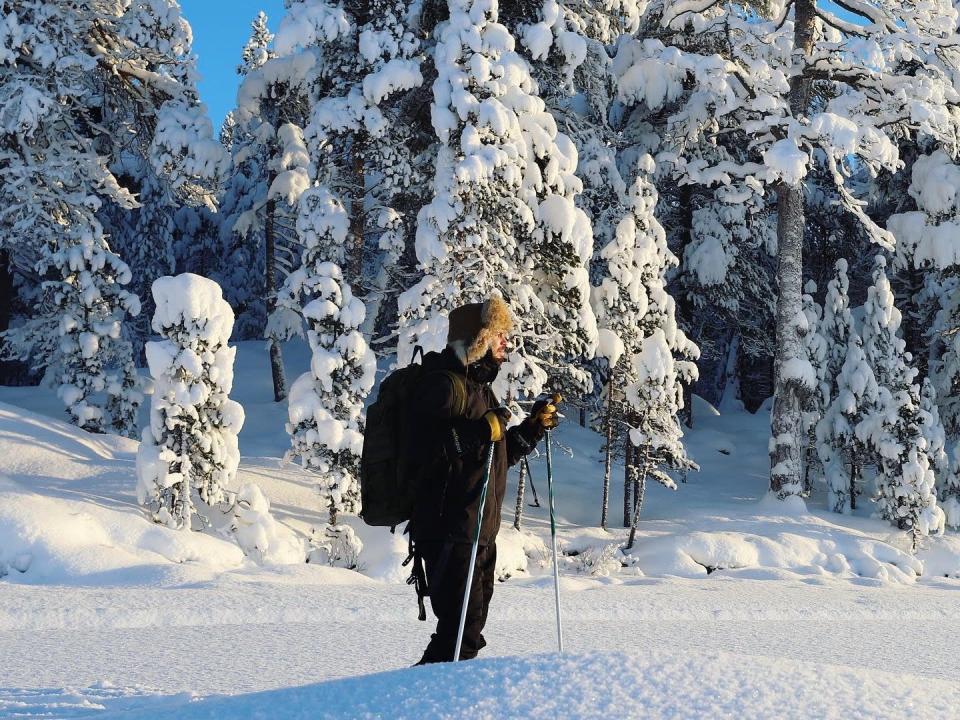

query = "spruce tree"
[398,0,596,407]
[815,259,867,513]
[858,256,944,546]
[283,187,376,526]
[136,274,245,529]
[601,158,699,548]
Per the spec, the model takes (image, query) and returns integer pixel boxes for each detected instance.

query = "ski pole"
[545,414,564,653]
[454,441,496,663]
[522,455,541,507]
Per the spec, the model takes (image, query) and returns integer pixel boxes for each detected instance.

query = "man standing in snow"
[409,295,559,664]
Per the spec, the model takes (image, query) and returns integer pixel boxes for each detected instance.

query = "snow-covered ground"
[1,342,959,718]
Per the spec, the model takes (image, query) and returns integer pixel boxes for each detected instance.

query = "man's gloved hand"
[518,393,561,447]
[484,406,512,441]
[529,393,561,430]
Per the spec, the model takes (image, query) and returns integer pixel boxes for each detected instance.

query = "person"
[407,294,559,664]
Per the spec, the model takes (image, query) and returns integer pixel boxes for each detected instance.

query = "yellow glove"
[484,407,512,441]
[529,393,561,430]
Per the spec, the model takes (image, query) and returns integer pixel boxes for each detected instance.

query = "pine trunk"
[513,460,527,530]
[349,141,365,294]
[600,387,613,530]
[623,437,633,527]
[770,0,815,498]
[626,449,648,549]
[850,457,860,511]
[265,193,287,402]
[579,406,586,427]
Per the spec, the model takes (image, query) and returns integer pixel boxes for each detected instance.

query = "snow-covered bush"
[307,523,363,570]
[136,274,245,530]
[233,483,306,564]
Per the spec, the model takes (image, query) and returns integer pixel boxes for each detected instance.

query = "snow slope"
[2,341,960,717]
[80,650,959,719]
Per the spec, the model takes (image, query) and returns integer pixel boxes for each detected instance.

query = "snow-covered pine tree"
[348,0,427,341]
[800,282,828,492]
[217,12,276,339]
[817,332,877,514]
[0,0,224,435]
[888,150,960,433]
[857,256,944,546]
[232,6,333,400]
[283,186,376,526]
[397,0,536,373]
[398,0,596,407]
[590,157,699,548]
[239,11,274,76]
[818,261,855,398]
[814,259,865,512]
[136,274,245,530]
[920,377,950,483]
[591,155,698,531]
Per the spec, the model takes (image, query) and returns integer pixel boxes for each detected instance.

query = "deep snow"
[1,340,959,718]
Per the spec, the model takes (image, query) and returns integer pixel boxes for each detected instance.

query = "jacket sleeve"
[505,418,542,467]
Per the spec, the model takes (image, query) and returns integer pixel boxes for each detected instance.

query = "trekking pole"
[453,441,496,663]
[522,455,541,507]
[544,399,564,653]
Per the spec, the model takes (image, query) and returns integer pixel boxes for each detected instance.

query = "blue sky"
[180,0,286,130]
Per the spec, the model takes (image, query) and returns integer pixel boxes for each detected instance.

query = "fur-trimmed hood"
[446,295,514,366]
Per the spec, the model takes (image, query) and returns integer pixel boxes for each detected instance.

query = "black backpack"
[359,348,465,529]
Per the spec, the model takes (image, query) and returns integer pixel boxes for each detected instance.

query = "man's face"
[492,331,509,362]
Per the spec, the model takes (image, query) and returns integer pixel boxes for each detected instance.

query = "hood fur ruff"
[447,295,515,366]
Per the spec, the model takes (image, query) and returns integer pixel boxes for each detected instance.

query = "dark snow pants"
[417,541,496,664]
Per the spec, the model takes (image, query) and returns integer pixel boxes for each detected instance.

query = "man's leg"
[417,543,496,663]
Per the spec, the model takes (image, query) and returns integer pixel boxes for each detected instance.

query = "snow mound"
[108,649,960,719]
[0,402,299,584]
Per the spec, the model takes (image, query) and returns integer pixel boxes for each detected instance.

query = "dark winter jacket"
[409,348,539,546]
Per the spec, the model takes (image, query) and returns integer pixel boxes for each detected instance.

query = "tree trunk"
[513,460,527,530]
[579,406,586,427]
[600,387,613,530]
[349,140,365,295]
[626,449,648,550]
[265,193,287,402]
[850,457,859,511]
[770,0,815,498]
[623,437,633,527]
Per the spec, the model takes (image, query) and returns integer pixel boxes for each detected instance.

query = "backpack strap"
[438,370,468,417]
